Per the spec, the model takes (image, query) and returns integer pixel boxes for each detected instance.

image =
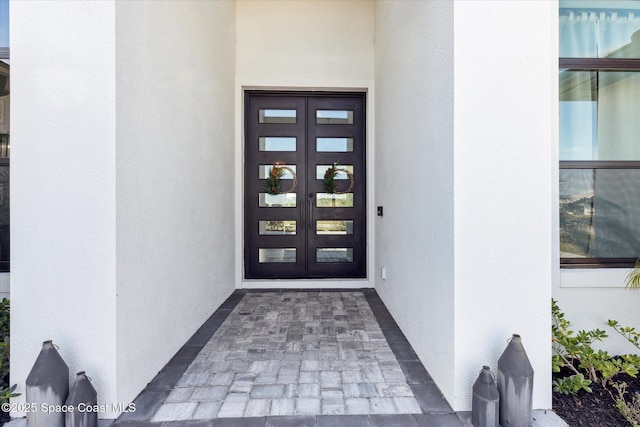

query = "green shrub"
[625,258,640,290]
[552,299,640,392]
[0,298,18,405]
[612,382,640,427]
[553,373,592,394]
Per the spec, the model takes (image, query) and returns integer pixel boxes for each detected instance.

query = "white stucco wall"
[235,0,376,287]
[376,0,556,411]
[10,0,236,418]
[556,265,640,356]
[10,0,117,415]
[374,0,456,402]
[236,0,374,87]
[554,278,640,357]
[115,0,236,411]
[452,0,556,410]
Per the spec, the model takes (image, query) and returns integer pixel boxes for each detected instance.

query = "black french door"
[244,92,366,279]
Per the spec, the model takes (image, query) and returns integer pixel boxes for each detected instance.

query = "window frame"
[559,57,640,268]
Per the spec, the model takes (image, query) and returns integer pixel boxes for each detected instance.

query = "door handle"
[309,193,314,229]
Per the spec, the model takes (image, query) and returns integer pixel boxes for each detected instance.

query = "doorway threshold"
[241,280,373,289]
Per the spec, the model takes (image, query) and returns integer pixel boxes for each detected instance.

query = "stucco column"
[452,0,556,410]
[10,0,118,417]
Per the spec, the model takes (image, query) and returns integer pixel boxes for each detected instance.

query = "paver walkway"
[114,289,462,427]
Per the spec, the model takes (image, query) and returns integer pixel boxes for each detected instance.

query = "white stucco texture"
[453,0,555,410]
[115,0,236,412]
[375,0,556,411]
[236,0,374,86]
[10,0,117,416]
[11,0,236,418]
[374,0,456,403]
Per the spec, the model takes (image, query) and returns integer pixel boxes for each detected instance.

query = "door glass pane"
[259,137,296,152]
[560,168,640,258]
[259,220,296,235]
[259,193,297,207]
[560,70,640,160]
[259,109,297,123]
[316,110,354,124]
[316,220,353,235]
[316,248,353,263]
[260,164,297,179]
[259,248,297,263]
[316,165,353,179]
[316,193,353,208]
[317,138,353,152]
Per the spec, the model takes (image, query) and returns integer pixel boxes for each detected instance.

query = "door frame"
[236,87,375,289]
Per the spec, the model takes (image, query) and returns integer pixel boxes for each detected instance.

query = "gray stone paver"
[190,385,229,401]
[346,397,371,414]
[143,291,424,420]
[270,398,295,416]
[369,397,397,414]
[192,401,222,419]
[392,397,423,414]
[286,383,320,398]
[164,386,194,403]
[251,384,286,399]
[299,371,319,384]
[244,398,271,417]
[296,397,321,414]
[151,402,198,422]
[217,393,250,417]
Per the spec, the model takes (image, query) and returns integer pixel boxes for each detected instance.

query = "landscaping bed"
[553,299,640,427]
[553,370,639,426]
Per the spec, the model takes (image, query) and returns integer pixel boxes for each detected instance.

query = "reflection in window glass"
[259,165,296,179]
[0,0,8,53]
[316,193,353,208]
[316,165,353,179]
[0,165,8,271]
[259,193,297,207]
[317,138,353,152]
[259,109,296,123]
[560,2,640,58]
[0,134,7,158]
[316,220,353,235]
[316,110,354,124]
[316,248,353,263]
[259,248,296,263]
[560,169,640,258]
[259,220,296,235]
[259,137,296,152]
[560,71,640,160]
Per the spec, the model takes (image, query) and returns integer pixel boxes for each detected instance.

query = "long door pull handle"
[309,194,314,229]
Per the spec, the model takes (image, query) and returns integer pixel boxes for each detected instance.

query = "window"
[560,1,640,267]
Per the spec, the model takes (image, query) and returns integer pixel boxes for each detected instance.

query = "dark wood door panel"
[245,92,366,279]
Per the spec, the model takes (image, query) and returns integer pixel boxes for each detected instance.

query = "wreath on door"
[323,162,354,194]
[265,162,298,195]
